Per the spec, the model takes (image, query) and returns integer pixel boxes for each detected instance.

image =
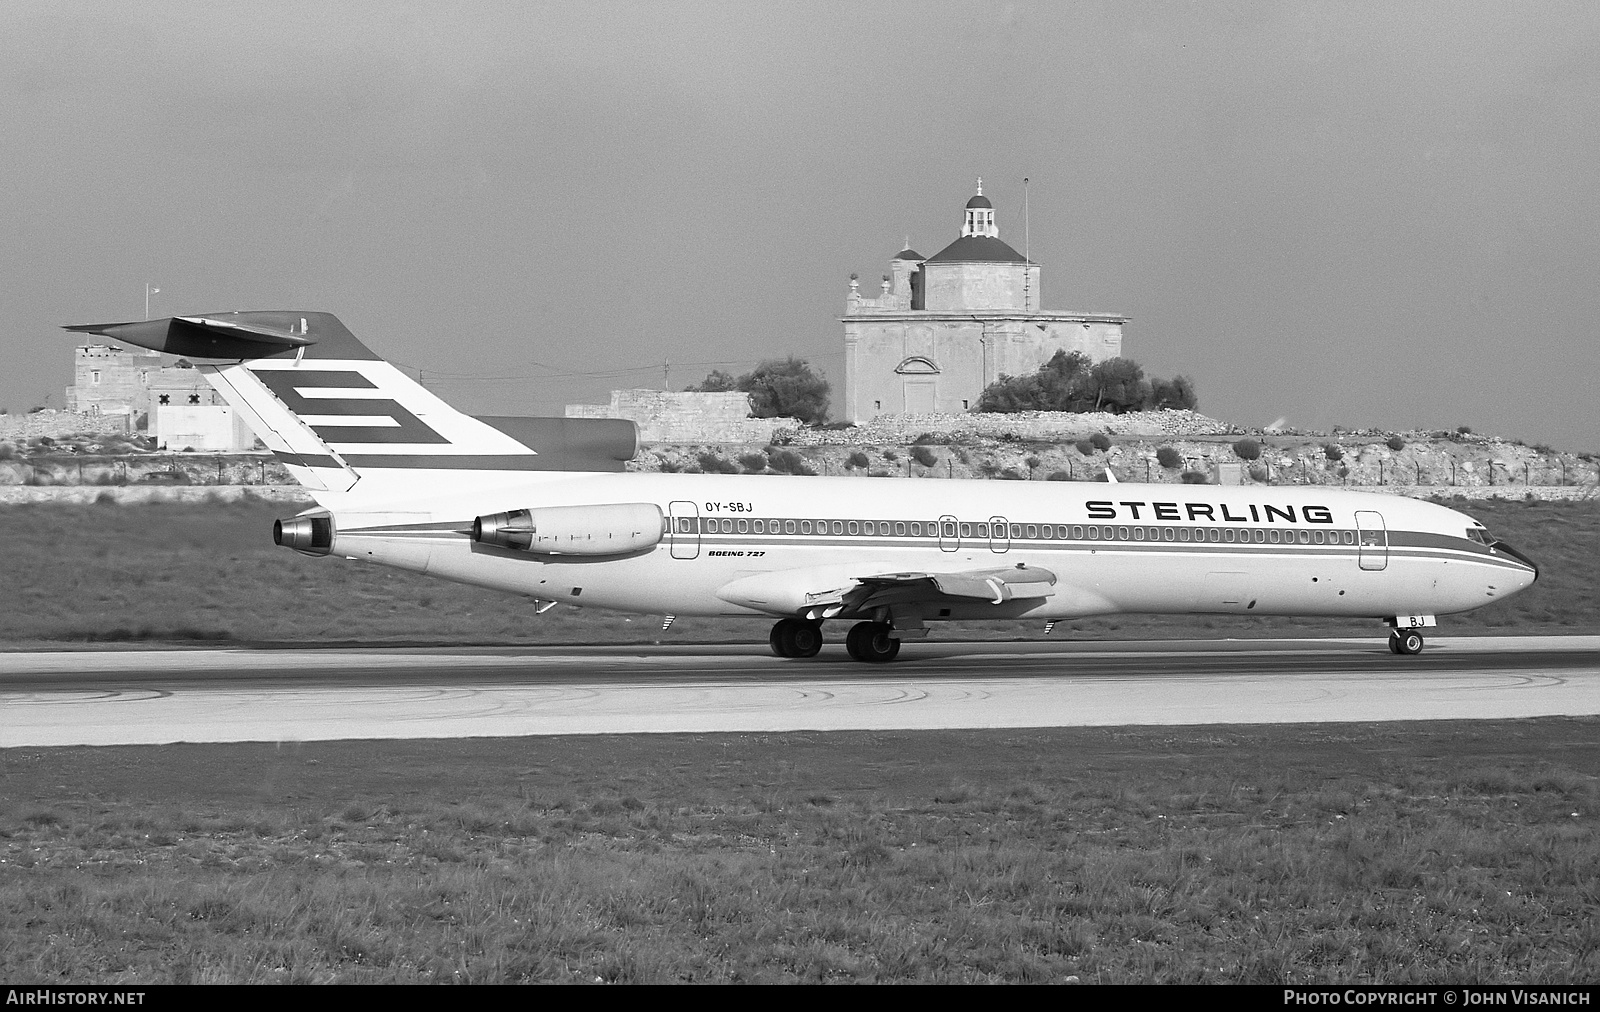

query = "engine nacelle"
[274,513,334,556]
[473,503,663,556]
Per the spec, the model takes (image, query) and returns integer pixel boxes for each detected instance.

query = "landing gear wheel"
[1389,629,1425,655]
[845,621,900,663]
[772,618,823,658]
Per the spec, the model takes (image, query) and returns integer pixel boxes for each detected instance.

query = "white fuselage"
[313,473,1536,623]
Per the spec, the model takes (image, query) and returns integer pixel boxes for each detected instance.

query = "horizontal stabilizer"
[63,312,377,362]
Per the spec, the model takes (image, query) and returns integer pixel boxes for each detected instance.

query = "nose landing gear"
[1388,629,1425,655]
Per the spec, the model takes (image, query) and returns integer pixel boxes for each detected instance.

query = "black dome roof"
[965,194,993,209]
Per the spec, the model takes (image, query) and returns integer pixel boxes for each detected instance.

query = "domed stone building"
[842,180,1126,421]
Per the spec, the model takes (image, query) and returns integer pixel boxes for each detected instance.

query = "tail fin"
[63,312,637,499]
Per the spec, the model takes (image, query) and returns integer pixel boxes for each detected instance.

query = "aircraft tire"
[1396,630,1425,655]
[849,621,900,663]
[787,620,824,658]
[770,621,792,657]
[1387,633,1403,654]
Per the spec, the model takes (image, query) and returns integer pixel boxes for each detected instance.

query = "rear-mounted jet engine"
[274,513,334,556]
[473,503,663,556]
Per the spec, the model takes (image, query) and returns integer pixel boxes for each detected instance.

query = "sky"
[3,1,1597,451]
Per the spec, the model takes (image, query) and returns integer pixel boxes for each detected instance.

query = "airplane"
[64,311,1539,662]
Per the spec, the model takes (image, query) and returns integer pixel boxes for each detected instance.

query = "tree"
[740,357,830,424]
[975,351,1198,414]
[1150,375,1198,410]
[976,350,1092,412]
[1232,438,1262,461]
[685,359,832,424]
[1085,357,1148,414]
[685,369,737,392]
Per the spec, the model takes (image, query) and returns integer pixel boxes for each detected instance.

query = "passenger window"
[959,523,972,538]
[1133,527,1145,541]
[1208,528,1219,542]
[1254,530,1265,543]
[942,522,956,537]
[1118,526,1129,540]
[1087,526,1099,540]
[1026,525,1037,539]
[895,522,906,536]
[831,521,844,535]
[1224,529,1235,543]
[976,523,989,538]
[910,523,921,536]
[1163,528,1175,542]
[786,520,796,534]
[1314,531,1324,545]
[800,521,812,534]
[737,519,748,534]
[863,522,874,536]
[722,519,734,533]
[847,521,859,536]
[1071,526,1084,539]
[1179,528,1190,542]
[752,520,764,534]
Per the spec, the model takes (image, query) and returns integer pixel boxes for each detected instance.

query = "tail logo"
[252,369,448,446]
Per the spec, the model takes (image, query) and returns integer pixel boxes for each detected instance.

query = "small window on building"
[91,370,101,385]
[158,394,170,405]
[874,400,881,410]
[962,399,969,409]
[188,394,200,404]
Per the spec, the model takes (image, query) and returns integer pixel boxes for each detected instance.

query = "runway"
[2,636,1597,748]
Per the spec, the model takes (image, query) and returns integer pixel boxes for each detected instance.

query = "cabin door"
[1355,510,1387,571]
[988,515,1010,554]
[668,500,700,560]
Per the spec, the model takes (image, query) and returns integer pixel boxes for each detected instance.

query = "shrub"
[1323,443,1344,462]
[1232,438,1262,461]
[882,449,898,462]
[910,445,938,468]
[1181,470,1212,484]
[737,451,768,473]
[1156,446,1182,469]
[1457,425,1473,435]
[912,432,943,445]
[1248,463,1269,482]
[1089,432,1112,451]
[767,449,815,476]
[999,467,1026,480]
[845,451,870,470]
[1386,435,1406,451]
[696,451,739,474]
[1074,439,1095,455]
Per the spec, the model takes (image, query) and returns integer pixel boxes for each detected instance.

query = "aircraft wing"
[716,562,1056,619]
[849,564,1058,607]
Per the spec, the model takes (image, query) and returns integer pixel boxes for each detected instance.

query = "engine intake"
[473,503,663,556]
[274,513,334,556]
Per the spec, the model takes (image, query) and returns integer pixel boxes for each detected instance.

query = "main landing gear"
[1388,629,1425,655]
[769,618,823,658]
[768,619,903,662]
[844,621,900,663]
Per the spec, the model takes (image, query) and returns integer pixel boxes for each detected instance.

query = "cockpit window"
[1466,528,1494,545]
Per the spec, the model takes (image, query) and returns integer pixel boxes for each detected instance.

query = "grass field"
[2,722,1596,983]
[1,497,1595,646]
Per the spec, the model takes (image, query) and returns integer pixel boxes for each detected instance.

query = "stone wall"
[0,410,129,442]
[566,389,797,443]
[0,453,290,487]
